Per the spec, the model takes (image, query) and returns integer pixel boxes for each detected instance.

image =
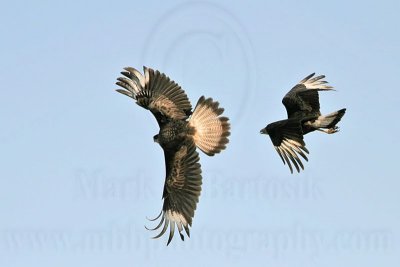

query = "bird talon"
[328,127,339,134]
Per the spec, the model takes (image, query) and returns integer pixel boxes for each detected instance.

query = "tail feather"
[188,96,230,156]
[316,108,346,128]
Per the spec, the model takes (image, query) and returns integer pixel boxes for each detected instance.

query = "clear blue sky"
[1,0,399,266]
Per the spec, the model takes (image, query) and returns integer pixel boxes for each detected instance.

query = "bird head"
[260,127,268,135]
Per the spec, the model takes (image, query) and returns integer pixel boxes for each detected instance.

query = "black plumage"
[260,73,346,173]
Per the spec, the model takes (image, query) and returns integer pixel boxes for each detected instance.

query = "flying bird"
[260,73,346,173]
[115,66,230,245]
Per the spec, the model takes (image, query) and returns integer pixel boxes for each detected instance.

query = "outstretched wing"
[282,73,334,119]
[266,119,309,173]
[146,139,202,245]
[116,66,192,126]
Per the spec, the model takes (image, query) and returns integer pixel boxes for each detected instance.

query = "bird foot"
[318,127,339,134]
[327,127,339,134]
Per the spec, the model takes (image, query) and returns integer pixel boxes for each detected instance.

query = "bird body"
[116,66,230,245]
[261,73,346,173]
[156,120,190,149]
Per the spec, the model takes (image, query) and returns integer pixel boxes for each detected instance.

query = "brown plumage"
[116,66,230,245]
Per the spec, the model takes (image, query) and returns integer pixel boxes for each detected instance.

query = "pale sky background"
[1,0,399,266]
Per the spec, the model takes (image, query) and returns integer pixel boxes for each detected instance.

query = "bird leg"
[317,126,339,134]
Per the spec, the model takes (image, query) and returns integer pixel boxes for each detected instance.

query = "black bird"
[260,73,346,173]
[116,66,230,245]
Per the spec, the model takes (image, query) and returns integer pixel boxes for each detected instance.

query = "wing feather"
[281,142,303,171]
[282,73,334,119]
[116,66,192,126]
[146,140,202,245]
[266,119,309,173]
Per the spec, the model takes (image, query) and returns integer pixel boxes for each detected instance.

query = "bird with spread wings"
[260,73,346,173]
[116,66,230,245]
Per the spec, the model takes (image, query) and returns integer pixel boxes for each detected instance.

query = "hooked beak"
[153,134,159,143]
[260,128,268,135]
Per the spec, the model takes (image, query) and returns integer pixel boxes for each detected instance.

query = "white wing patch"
[274,137,309,173]
[299,73,334,90]
[146,210,189,246]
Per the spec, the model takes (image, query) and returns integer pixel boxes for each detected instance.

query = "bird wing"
[146,139,202,245]
[282,73,333,119]
[267,119,309,173]
[116,66,192,126]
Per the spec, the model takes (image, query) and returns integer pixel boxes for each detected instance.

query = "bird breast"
[158,121,189,148]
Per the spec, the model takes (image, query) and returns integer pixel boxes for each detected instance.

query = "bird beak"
[260,128,267,134]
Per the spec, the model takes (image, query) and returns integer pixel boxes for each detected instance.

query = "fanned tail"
[188,96,230,156]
